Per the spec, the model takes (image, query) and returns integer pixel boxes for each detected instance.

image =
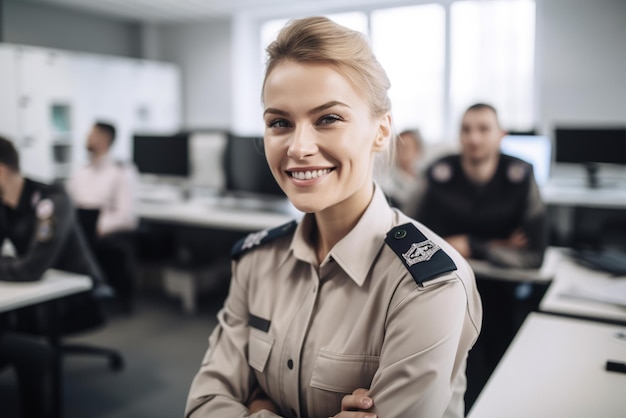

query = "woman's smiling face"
[262,61,391,215]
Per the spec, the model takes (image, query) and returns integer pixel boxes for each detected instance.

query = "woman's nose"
[287,126,318,160]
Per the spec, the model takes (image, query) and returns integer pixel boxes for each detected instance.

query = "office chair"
[9,278,125,372]
[40,214,125,371]
[76,208,139,314]
[52,291,124,371]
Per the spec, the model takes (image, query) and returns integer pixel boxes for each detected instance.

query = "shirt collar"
[288,183,394,286]
[89,154,113,169]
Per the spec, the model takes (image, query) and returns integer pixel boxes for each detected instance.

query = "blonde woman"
[186,17,482,418]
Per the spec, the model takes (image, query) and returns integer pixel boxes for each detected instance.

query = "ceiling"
[31,0,379,22]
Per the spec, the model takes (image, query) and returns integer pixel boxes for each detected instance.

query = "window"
[371,5,445,141]
[257,0,536,142]
[450,0,536,133]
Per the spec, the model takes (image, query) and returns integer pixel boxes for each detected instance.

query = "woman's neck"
[313,182,375,264]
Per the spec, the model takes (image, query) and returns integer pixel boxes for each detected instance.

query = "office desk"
[0,269,92,418]
[468,313,626,418]
[540,253,626,324]
[138,198,299,231]
[138,198,300,313]
[540,179,626,209]
[0,269,92,313]
[469,247,564,283]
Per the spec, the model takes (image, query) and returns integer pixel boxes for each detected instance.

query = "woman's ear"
[372,113,392,153]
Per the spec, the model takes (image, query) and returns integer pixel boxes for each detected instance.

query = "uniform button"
[287,359,294,369]
[394,229,407,239]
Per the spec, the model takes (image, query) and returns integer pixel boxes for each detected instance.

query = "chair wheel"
[109,354,124,371]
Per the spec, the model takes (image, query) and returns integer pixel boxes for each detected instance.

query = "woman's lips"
[286,167,335,186]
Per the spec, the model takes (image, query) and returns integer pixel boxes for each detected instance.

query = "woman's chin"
[286,195,328,214]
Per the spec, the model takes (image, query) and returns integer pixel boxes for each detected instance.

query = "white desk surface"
[138,199,300,231]
[540,253,626,324]
[469,247,565,283]
[0,269,92,313]
[540,182,626,209]
[468,313,626,418]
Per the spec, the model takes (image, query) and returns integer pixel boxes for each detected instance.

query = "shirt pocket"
[248,328,274,373]
[309,350,380,416]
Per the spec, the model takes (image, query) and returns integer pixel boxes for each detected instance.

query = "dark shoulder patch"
[507,162,527,183]
[385,223,457,285]
[231,220,298,260]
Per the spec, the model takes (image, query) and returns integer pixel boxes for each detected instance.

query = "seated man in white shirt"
[68,122,138,236]
[67,122,138,312]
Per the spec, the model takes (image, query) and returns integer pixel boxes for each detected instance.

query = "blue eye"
[268,119,291,128]
[318,114,342,125]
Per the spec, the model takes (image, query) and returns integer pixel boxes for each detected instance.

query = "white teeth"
[291,168,331,180]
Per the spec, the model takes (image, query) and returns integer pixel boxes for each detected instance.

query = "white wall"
[537,0,626,136]
[2,0,142,58]
[155,19,232,130]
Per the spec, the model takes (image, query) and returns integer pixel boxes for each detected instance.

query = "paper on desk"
[559,280,626,308]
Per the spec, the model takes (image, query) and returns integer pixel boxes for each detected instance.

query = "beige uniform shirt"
[186,186,482,418]
[67,156,138,236]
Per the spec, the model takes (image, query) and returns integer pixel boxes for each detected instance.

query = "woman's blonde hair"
[263,16,392,117]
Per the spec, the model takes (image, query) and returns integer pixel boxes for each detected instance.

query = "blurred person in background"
[67,121,138,313]
[379,128,424,210]
[412,103,547,268]
[0,135,109,418]
[67,121,137,238]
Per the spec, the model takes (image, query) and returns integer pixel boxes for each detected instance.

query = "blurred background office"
[0,0,625,417]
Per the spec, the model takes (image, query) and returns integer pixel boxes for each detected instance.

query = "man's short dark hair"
[0,136,20,172]
[465,103,500,127]
[94,121,116,146]
[466,103,498,117]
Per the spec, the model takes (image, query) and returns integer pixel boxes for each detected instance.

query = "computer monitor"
[133,133,190,177]
[554,127,626,188]
[223,134,285,198]
[500,135,552,186]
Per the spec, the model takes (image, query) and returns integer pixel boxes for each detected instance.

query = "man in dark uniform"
[409,103,548,411]
[0,136,108,417]
[413,103,547,267]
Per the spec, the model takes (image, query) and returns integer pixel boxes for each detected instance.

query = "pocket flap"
[310,351,379,393]
[248,329,274,372]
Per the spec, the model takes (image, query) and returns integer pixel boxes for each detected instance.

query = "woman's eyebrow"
[263,101,351,118]
[263,108,289,117]
[308,101,350,115]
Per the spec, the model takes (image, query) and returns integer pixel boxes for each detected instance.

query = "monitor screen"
[133,133,190,177]
[223,134,285,198]
[501,135,552,186]
[555,128,626,165]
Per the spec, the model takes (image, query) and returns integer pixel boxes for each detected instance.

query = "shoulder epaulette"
[505,158,530,184]
[231,220,298,260]
[385,223,457,285]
